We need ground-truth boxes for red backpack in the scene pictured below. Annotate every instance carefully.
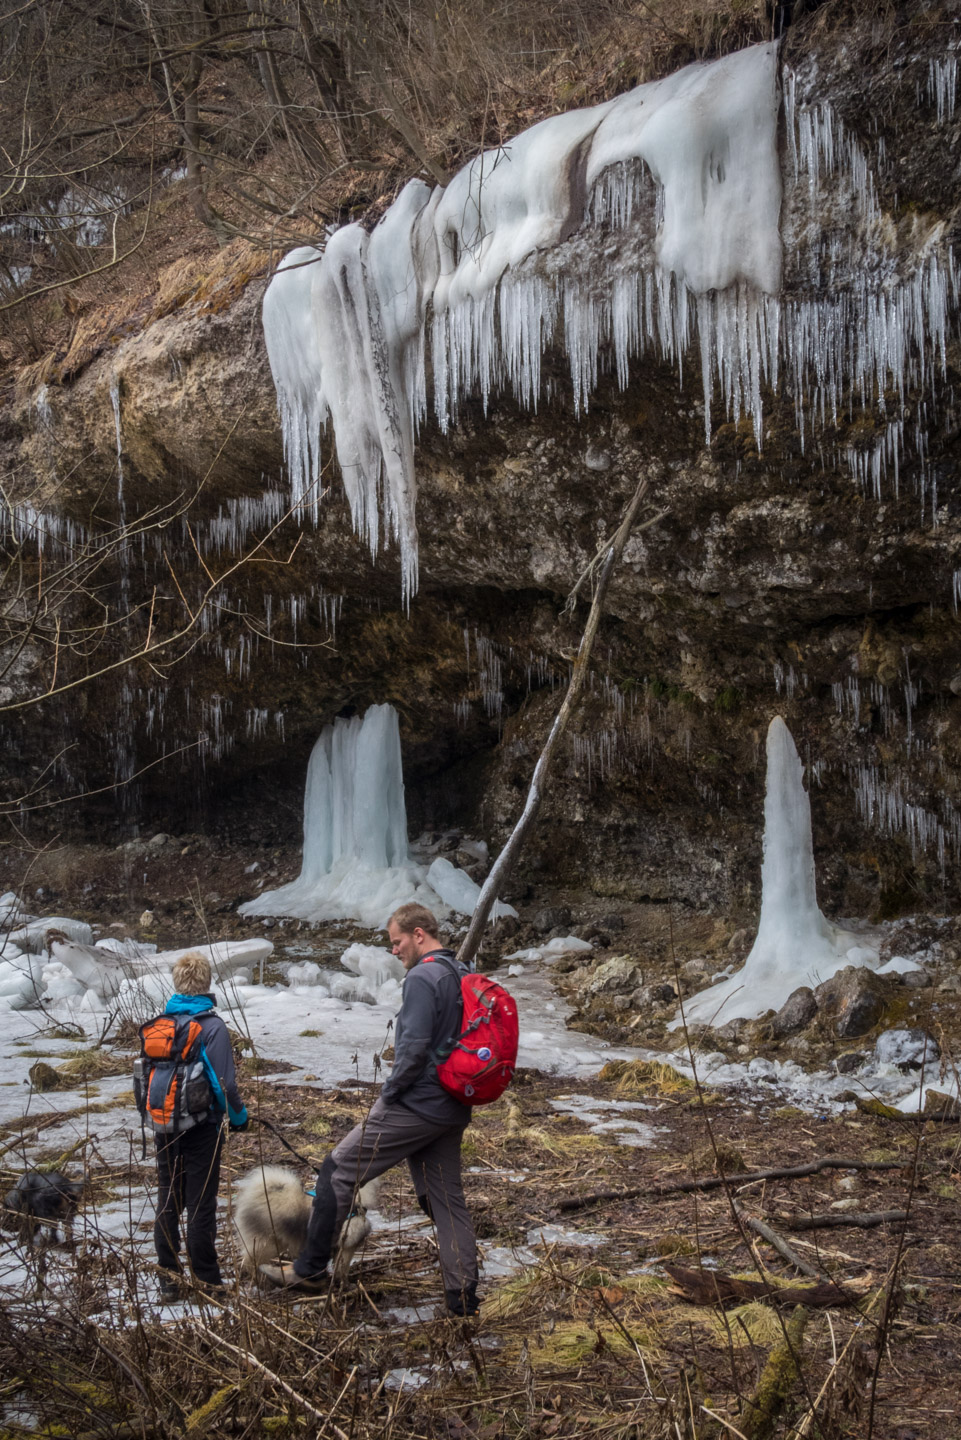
[428,954,519,1105]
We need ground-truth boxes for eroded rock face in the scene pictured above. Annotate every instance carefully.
[2,11,961,923]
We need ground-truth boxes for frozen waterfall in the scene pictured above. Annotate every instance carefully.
[240,705,429,928]
[239,704,516,929]
[263,43,782,601]
[677,717,880,1027]
[262,39,957,600]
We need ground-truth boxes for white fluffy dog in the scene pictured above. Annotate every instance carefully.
[233,1165,380,1280]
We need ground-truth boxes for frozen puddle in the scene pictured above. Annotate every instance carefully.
[526,1224,607,1249]
[550,1093,663,1147]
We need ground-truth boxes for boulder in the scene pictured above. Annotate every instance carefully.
[813,966,887,1038]
[588,957,642,996]
[533,906,572,936]
[596,912,625,932]
[648,981,678,1005]
[834,1051,866,1075]
[772,986,817,1037]
[901,968,932,989]
[923,1089,961,1119]
[680,958,708,981]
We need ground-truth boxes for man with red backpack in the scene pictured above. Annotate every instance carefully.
[260,903,489,1315]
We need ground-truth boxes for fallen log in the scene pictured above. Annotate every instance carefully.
[557,1157,906,1212]
[771,1209,907,1231]
[663,1263,856,1310]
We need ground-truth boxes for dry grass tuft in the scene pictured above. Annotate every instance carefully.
[600,1058,696,1097]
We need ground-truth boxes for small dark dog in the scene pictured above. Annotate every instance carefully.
[1,1170,83,1248]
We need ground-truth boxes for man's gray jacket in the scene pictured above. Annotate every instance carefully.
[381,948,471,1127]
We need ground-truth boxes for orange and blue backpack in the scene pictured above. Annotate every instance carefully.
[133,1014,214,1145]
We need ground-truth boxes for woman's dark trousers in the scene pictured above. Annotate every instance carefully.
[154,1122,224,1286]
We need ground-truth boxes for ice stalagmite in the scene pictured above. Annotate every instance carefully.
[678,717,879,1027]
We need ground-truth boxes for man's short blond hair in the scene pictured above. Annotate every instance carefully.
[387,903,439,938]
[172,950,212,995]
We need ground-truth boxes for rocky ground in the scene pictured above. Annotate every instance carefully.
[2,1063,959,1438]
[2,837,961,1435]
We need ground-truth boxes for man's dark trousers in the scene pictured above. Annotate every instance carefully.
[295,1097,477,1300]
[154,1122,224,1285]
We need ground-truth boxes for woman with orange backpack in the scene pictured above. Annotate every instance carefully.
[137,950,248,1301]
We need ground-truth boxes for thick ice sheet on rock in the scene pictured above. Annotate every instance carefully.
[425,857,518,921]
[44,936,273,1002]
[677,717,879,1027]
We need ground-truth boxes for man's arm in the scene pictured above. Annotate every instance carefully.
[381,969,438,1103]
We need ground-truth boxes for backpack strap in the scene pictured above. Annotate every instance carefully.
[422,953,465,1066]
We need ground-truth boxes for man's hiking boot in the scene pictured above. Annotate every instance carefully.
[445,1283,479,1317]
[259,1261,328,1294]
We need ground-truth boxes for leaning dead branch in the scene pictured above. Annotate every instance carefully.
[458,470,660,968]
[734,1205,827,1281]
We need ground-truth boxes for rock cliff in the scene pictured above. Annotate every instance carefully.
[3,6,961,921]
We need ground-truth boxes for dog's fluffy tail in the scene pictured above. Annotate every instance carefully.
[233,1165,311,1271]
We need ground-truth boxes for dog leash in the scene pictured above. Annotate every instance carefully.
[250,1116,318,1171]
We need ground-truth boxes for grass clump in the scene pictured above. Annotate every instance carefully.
[530,1319,661,1367]
[710,1302,783,1348]
[600,1058,695,1097]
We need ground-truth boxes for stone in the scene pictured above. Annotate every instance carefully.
[901,969,932,988]
[834,1051,866,1075]
[772,986,818,1037]
[923,1089,961,1119]
[612,994,631,1013]
[937,974,961,995]
[713,1019,744,1043]
[596,912,625,932]
[588,957,642,996]
[814,966,887,1038]
[149,832,170,847]
[727,928,749,952]
[874,1028,939,1070]
[680,958,707,980]
[29,1060,63,1092]
[649,981,678,1005]
[532,906,572,936]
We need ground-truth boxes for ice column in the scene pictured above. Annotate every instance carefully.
[239,704,434,928]
[678,717,879,1027]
